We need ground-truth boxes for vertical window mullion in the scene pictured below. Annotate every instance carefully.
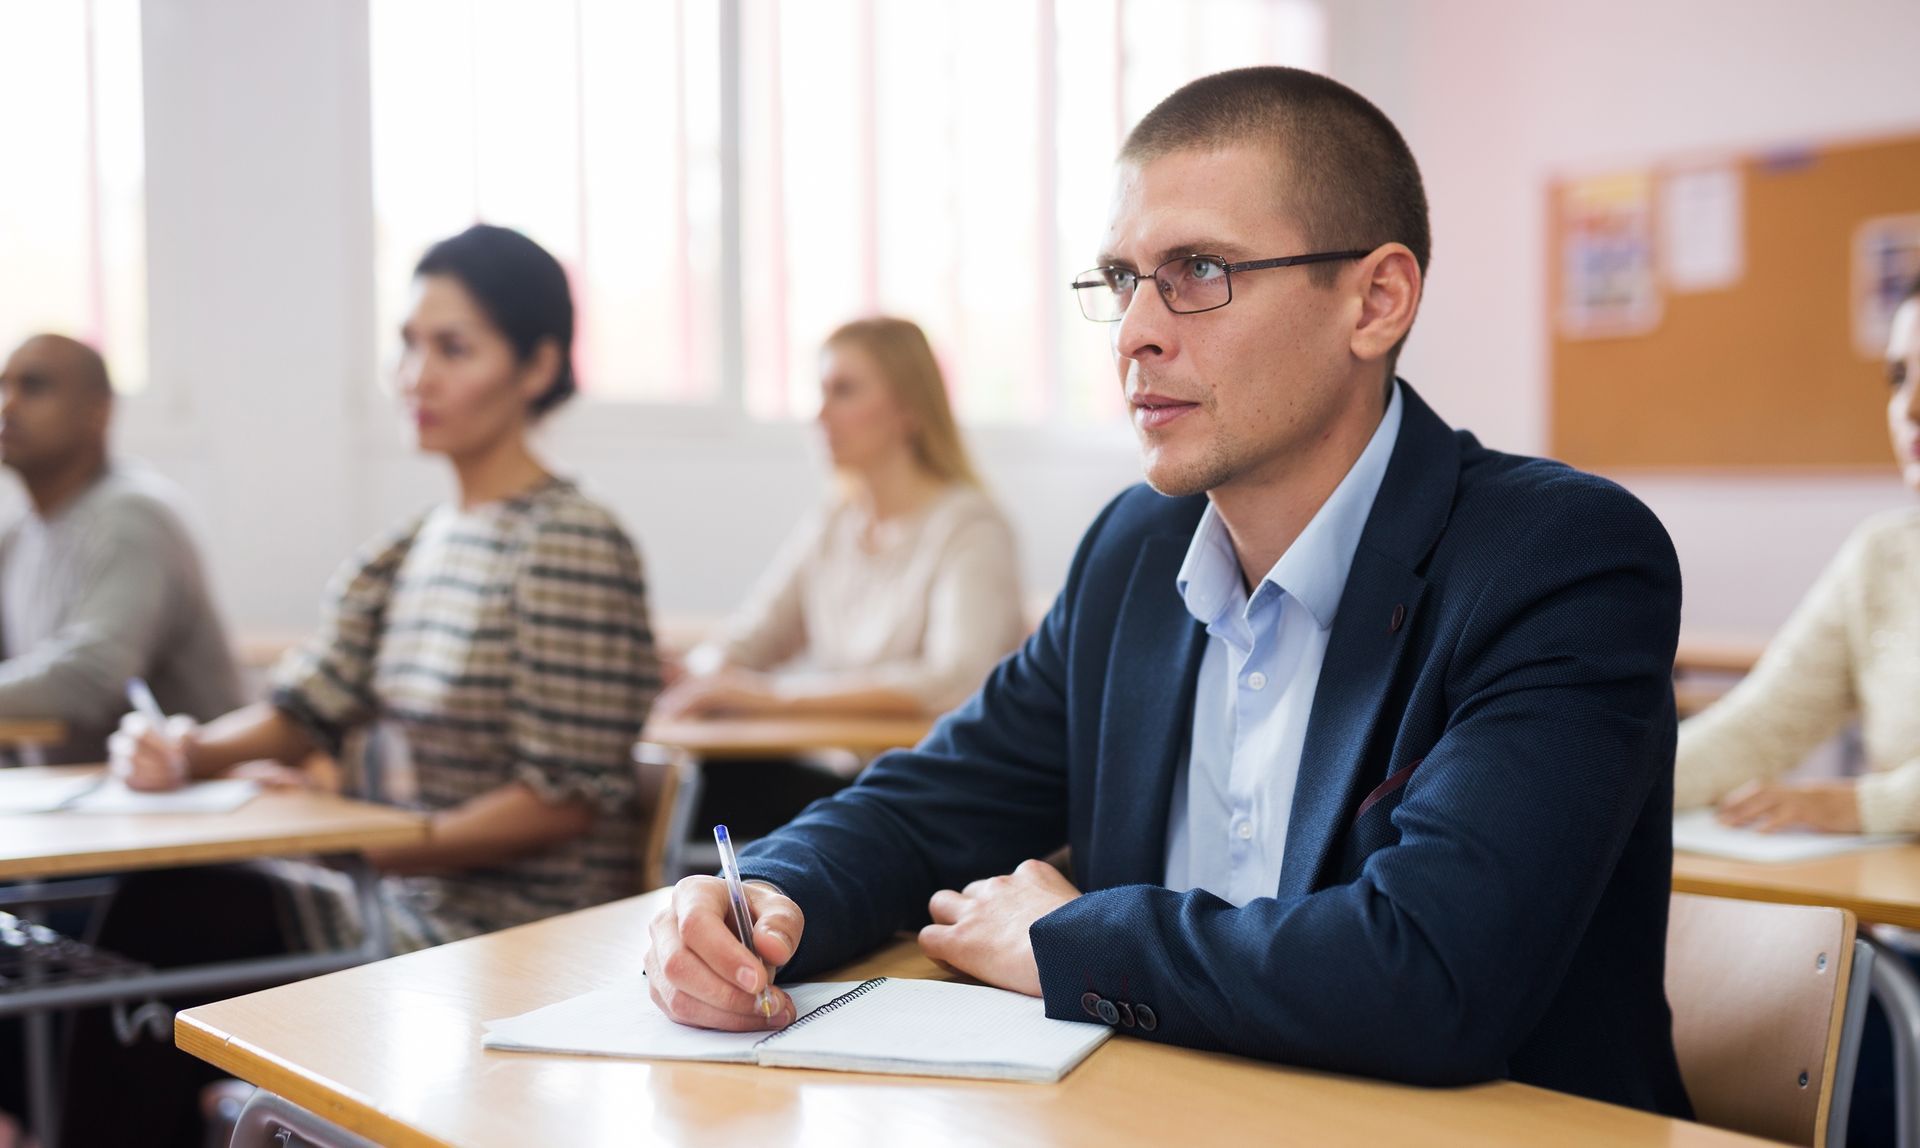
[719,0,746,411]
[1036,0,1059,424]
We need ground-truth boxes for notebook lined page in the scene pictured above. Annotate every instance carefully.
[755,978,1111,1082]
[483,980,856,1062]
[1673,808,1912,863]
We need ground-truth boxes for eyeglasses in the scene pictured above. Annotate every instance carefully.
[1069,250,1370,322]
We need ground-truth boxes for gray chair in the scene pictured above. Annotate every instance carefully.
[227,1089,379,1148]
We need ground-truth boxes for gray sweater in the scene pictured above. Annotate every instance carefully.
[0,465,244,763]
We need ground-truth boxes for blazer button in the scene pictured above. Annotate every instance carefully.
[1081,992,1103,1020]
[1116,1002,1136,1028]
[1095,999,1120,1026]
[1135,1004,1158,1032]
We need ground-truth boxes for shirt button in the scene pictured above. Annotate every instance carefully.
[1247,671,1268,690]
[1236,821,1254,840]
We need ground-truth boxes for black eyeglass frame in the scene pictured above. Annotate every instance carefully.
[1069,249,1372,321]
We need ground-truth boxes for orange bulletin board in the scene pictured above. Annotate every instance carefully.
[1548,131,1920,470]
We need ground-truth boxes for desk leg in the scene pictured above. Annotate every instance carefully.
[18,905,60,1148]
[343,856,392,960]
[1869,935,1920,1148]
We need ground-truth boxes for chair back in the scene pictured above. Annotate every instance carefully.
[1666,892,1859,1147]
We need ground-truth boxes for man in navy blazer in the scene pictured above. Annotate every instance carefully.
[646,66,1690,1118]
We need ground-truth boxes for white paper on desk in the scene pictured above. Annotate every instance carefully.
[752,977,1114,1083]
[482,981,857,1062]
[63,778,260,815]
[0,772,105,814]
[1673,808,1912,863]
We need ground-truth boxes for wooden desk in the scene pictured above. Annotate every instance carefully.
[1674,846,1920,933]
[1674,635,1768,678]
[178,889,1774,1148]
[0,767,429,1148]
[0,766,427,882]
[641,715,935,760]
[0,719,67,747]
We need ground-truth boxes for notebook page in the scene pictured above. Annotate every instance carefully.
[0,772,105,814]
[1673,808,1912,863]
[65,779,260,815]
[754,978,1111,1083]
[483,981,857,1062]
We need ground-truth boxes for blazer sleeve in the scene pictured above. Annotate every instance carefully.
[1026,484,1683,1087]
[735,498,1123,978]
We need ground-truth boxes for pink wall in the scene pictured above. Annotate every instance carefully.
[1328,0,1920,636]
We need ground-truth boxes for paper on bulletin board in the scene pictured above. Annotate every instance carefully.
[1559,172,1662,339]
[1660,166,1744,292]
[1853,214,1920,358]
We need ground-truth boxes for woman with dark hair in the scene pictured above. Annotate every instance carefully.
[56,225,660,1147]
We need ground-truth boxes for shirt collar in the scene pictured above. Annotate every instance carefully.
[1175,382,1404,632]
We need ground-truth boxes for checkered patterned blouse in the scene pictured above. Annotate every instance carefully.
[272,477,659,944]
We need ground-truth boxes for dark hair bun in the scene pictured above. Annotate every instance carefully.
[414,224,578,417]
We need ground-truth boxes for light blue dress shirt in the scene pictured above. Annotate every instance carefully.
[1163,384,1405,906]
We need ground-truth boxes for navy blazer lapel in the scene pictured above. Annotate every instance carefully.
[1276,383,1459,899]
[1091,534,1208,890]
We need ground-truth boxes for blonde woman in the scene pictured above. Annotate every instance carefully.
[659,316,1025,722]
[656,318,1023,836]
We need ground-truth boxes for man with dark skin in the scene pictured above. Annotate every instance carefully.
[1,335,115,516]
[0,334,242,763]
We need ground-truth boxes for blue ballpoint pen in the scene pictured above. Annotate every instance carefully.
[713,824,775,1019]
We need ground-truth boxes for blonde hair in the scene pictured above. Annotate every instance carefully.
[824,316,981,488]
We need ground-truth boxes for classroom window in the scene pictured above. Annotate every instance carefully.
[370,0,724,404]
[0,0,148,393]
[741,0,1326,424]
[368,0,1323,420]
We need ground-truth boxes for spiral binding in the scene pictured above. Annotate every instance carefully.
[759,977,888,1044]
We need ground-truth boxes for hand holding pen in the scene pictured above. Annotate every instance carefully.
[106,677,196,792]
[643,831,806,1032]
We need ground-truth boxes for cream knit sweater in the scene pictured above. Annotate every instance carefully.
[1676,507,1920,833]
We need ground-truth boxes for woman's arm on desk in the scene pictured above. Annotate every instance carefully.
[363,781,594,874]
[1675,533,1862,810]
[110,702,322,790]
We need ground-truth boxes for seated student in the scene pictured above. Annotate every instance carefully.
[1675,275,1920,1148]
[1675,273,1920,833]
[52,224,662,1148]
[655,316,1024,837]
[0,334,243,762]
[644,67,1692,1119]
[659,315,1023,719]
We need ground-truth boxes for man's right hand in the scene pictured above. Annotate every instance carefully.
[645,875,803,1031]
[106,711,196,792]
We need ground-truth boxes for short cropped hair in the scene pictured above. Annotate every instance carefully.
[1122,66,1430,373]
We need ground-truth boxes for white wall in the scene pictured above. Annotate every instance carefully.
[1327,0,1920,636]
[77,0,1920,643]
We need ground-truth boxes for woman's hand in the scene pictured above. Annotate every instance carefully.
[1716,779,1862,834]
[106,711,198,792]
[654,668,783,719]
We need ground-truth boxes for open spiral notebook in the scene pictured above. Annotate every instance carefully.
[482,976,1112,1083]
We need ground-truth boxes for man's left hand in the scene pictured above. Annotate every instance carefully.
[919,859,1080,996]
